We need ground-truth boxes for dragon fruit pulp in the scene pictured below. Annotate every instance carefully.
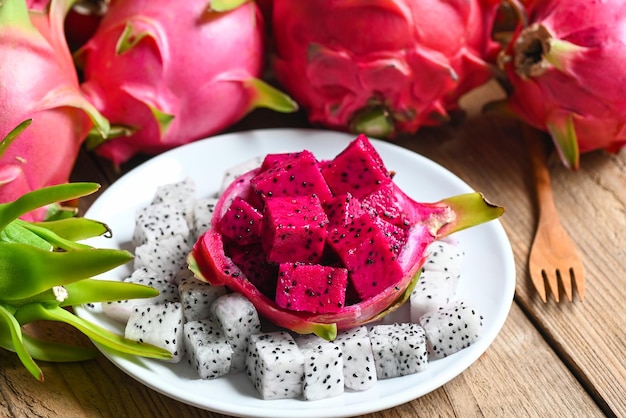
[78,0,297,166]
[496,0,626,170]
[0,0,109,221]
[270,0,502,138]
[190,134,504,340]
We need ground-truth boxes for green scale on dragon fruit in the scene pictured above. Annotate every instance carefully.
[369,323,428,379]
[102,267,179,323]
[295,334,344,401]
[210,293,261,373]
[419,299,484,359]
[190,134,504,338]
[333,326,377,391]
[245,331,305,400]
[125,302,185,363]
[183,317,233,379]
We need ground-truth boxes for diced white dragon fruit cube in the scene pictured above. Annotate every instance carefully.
[420,299,484,359]
[134,234,192,282]
[296,334,344,400]
[245,331,305,400]
[369,323,428,379]
[178,273,227,321]
[132,200,191,247]
[125,302,186,363]
[151,177,196,228]
[192,196,218,239]
[211,293,261,373]
[219,156,264,195]
[101,267,179,323]
[333,326,377,391]
[422,239,465,277]
[183,317,233,379]
[410,269,459,323]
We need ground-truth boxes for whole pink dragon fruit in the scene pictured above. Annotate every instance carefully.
[497,0,626,170]
[270,0,501,138]
[78,0,297,166]
[0,0,109,221]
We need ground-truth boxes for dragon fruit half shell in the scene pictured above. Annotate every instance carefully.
[78,0,297,166]
[189,137,504,339]
[497,0,626,169]
[270,0,501,138]
[0,0,109,221]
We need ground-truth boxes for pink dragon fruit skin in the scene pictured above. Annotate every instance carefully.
[0,0,109,221]
[78,0,297,166]
[270,0,501,138]
[498,0,626,169]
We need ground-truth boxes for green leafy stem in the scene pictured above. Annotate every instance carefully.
[0,134,172,380]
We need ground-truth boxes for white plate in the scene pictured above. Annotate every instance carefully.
[75,128,515,418]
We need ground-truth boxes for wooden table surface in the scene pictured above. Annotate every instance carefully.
[1,83,625,417]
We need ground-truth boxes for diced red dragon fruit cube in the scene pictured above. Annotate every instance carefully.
[258,151,305,172]
[261,195,329,264]
[323,192,365,229]
[362,182,414,228]
[320,133,392,199]
[217,196,263,245]
[250,149,332,202]
[275,262,348,314]
[228,243,279,299]
[327,212,404,301]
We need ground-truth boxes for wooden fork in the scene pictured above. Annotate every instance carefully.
[524,125,585,302]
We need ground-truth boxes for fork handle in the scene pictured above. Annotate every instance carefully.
[523,124,559,223]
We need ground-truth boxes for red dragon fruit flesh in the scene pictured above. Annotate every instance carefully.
[77,0,297,166]
[0,0,109,221]
[270,0,501,138]
[496,0,626,170]
[189,135,504,340]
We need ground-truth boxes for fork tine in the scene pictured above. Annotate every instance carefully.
[544,270,560,303]
[573,264,585,301]
[558,269,573,302]
[529,263,548,303]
